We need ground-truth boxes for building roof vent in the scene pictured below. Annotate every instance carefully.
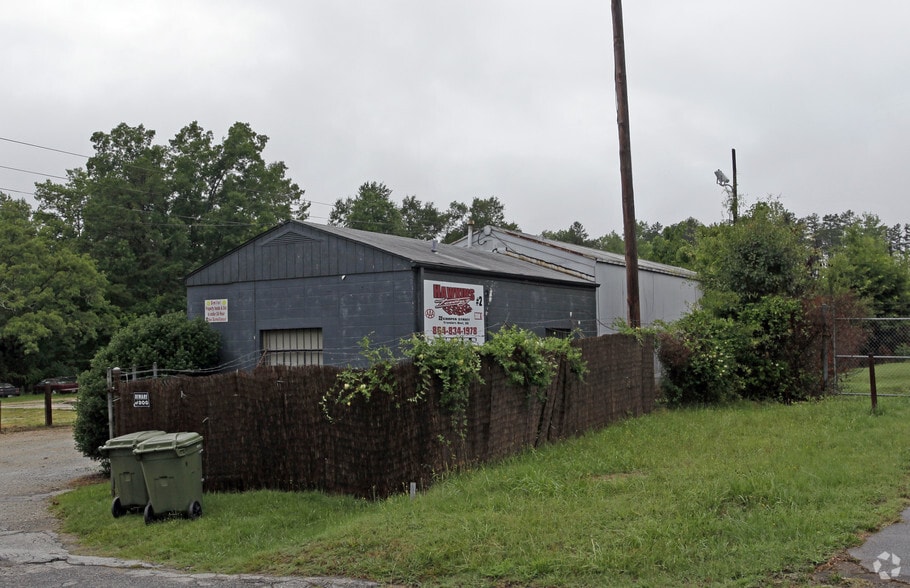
[264,230,319,247]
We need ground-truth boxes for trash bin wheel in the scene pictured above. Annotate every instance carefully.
[143,502,156,525]
[111,497,125,518]
[186,500,202,520]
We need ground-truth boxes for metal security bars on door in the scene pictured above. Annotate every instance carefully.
[833,317,910,397]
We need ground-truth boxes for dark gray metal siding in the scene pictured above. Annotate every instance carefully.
[186,224,412,286]
[421,270,597,339]
[188,269,419,368]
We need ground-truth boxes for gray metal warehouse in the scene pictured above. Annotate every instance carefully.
[185,221,598,369]
[456,226,700,335]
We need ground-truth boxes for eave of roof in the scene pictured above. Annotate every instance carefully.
[300,222,594,287]
[186,220,595,288]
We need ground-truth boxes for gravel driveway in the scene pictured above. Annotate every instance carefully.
[0,426,377,588]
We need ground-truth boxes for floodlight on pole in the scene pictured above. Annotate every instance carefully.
[714,149,738,224]
[714,169,730,186]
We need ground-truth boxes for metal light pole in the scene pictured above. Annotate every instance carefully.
[612,0,641,328]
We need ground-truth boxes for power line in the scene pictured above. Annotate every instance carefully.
[0,136,90,159]
[0,186,36,196]
[0,164,69,181]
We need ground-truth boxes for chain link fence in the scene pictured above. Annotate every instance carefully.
[833,318,910,396]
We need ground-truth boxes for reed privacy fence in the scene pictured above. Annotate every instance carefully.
[111,334,655,498]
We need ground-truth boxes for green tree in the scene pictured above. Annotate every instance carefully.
[168,121,308,268]
[443,196,519,243]
[330,181,406,235]
[34,122,307,317]
[74,312,220,461]
[647,217,702,269]
[0,194,115,385]
[591,230,625,255]
[694,201,812,306]
[579,219,700,268]
[801,210,859,260]
[541,221,594,246]
[400,195,452,240]
[823,219,910,317]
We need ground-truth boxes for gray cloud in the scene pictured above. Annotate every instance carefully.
[3,0,908,238]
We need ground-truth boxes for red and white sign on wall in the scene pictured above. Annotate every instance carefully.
[423,280,485,344]
[204,299,228,323]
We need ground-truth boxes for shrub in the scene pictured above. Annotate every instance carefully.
[657,310,745,405]
[74,312,220,461]
[735,295,817,402]
[658,296,830,405]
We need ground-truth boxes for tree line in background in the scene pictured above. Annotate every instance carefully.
[328,180,518,243]
[1,120,910,407]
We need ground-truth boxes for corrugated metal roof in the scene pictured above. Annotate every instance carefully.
[298,221,594,285]
[470,226,698,279]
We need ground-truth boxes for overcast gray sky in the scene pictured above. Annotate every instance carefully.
[3,1,909,238]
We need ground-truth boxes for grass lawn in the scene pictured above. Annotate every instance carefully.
[838,359,910,396]
[54,397,910,587]
[0,393,78,430]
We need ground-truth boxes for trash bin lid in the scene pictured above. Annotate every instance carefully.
[134,432,203,456]
[99,430,167,453]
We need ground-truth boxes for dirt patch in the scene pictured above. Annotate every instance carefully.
[809,551,910,586]
[68,473,108,488]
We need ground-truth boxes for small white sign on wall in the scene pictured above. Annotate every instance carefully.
[204,299,228,323]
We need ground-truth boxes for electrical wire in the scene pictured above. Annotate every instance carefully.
[0,136,91,158]
[0,164,69,180]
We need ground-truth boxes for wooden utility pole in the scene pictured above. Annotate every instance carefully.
[731,148,739,224]
[612,0,641,328]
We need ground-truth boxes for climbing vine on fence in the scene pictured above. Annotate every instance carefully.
[401,334,482,434]
[321,335,397,420]
[482,326,587,394]
[323,328,588,430]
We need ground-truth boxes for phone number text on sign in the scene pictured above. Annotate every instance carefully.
[431,326,479,336]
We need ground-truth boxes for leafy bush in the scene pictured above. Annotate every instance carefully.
[735,295,817,402]
[657,310,745,405]
[661,201,833,405]
[74,312,220,461]
[658,296,827,405]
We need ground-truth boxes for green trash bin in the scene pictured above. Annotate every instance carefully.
[99,430,166,518]
[134,432,204,524]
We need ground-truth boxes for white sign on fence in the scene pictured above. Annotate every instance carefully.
[204,299,228,323]
[423,280,485,344]
[133,391,150,408]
